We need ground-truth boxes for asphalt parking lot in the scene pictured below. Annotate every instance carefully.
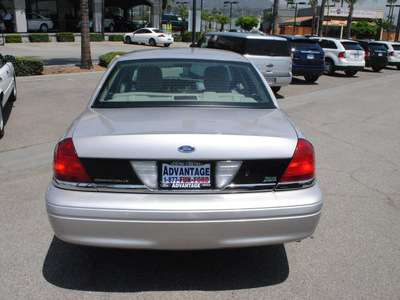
[0,44,399,299]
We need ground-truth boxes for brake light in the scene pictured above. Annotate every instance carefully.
[290,51,294,60]
[389,51,394,57]
[158,34,165,37]
[365,51,370,57]
[338,52,346,59]
[54,138,92,183]
[279,139,315,183]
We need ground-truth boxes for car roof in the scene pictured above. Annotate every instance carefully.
[310,37,357,43]
[206,31,287,41]
[278,35,317,42]
[118,48,251,63]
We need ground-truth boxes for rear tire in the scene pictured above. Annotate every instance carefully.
[271,86,281,93]
[0,104,4,139]
[372,66,382,72]
[345,70,358,76]
[324,59,335,75]
[397,65,400,70]
[164,43,170,47]
[149,38,156,46]
[125,36,131,44]
[40,24,48,33]
[304,75,319,83]
[10,77,17,102]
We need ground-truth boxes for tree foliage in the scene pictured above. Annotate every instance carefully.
[351,21,376,39]
[216,15,231,31]
[235,16,259,31]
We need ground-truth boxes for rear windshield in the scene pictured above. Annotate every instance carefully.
[93,59,275,109]
[393,44,400,50]
[369,43,387,51]
[342,42,363,51]
[245,40,290,56]
[290,40,322,51]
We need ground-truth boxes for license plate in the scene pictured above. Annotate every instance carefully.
[307,54,314,59]
[378,53,383,56]
[266,78,276,85]
[160,162,212,189]
[354,54,359,58]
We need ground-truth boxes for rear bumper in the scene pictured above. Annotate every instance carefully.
[366,60,387,68]
[292,66,324,77]
[46,182,323,250]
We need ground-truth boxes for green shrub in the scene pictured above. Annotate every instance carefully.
[56,32,75,42]
[108,34,124,42]
[14,57,44,76]
[5,34,22,43]
[173,35,182,42]
[28,33,50,43]
[181,31,204,43]
[90,33,104,42]
[99,52,126,67]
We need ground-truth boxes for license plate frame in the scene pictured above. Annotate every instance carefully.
[159,161,214,189]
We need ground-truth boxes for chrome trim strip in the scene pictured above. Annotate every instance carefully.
[53,178,276,193]
[275,178,315,190]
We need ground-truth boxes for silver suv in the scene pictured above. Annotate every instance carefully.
[310,37,365,76]
[379,41,400,70]
[197,32,292,93]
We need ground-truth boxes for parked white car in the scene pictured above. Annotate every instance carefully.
[0,54,17,139]
[379,41,400,70]
[26,13,53,32]
[309,37,365,76]
[124,28,174,47]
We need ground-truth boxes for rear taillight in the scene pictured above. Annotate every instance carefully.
[365,51,370,57]
[290,51,294,60]
[158,34,165,37]
[338,52,346,59]
[279,139,315,183]
[389,51,394,57]
[54,138,92,183]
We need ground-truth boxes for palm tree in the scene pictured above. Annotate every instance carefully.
[344,0,359,39]
[387,0,398,23]
[309,0,318,36]
[80,0,92,69]
[263,11,274,33]
[272,0,280,34]
[317,0,327,36]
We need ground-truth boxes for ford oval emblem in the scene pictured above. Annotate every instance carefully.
[178,145,195,153]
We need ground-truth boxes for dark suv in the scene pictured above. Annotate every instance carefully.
[280,36,325,82]
[162,14,187,30]
[356,40,388,72]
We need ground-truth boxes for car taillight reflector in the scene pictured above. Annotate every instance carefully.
[158,34,165,37]
[338,52,346,59]
[365,51,370,57]
[54,138,92,183]
[389,51,394,57]
[279,139,315,183]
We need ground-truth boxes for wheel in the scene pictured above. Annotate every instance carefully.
[40,24,48,33]
[397,65,400,70]
[10,77,17,102]
[149,38,156,46]
[0,104,4,139]
[108,23,114,32]
[304,75,319,83]
[271,86,281,93]
[164,43,170,47]
[324,59,335,75]
[125,36,131,44]
[345,70,357,76]
[372,66,382,72]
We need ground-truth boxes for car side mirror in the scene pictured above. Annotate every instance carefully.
[4,55,16,62]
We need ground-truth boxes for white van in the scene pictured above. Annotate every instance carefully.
[197,32,292,93]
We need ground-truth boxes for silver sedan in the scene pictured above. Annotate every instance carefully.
[46,48,323,250]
